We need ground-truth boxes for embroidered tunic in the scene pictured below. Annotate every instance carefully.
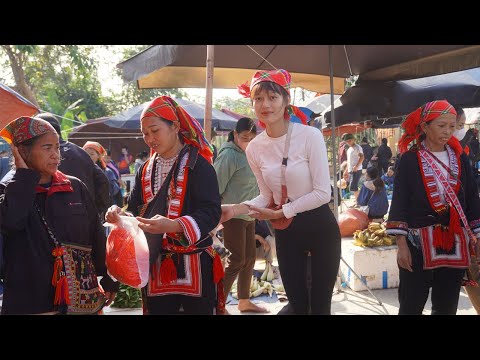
[386,147,480,268]
[126,145,221,301]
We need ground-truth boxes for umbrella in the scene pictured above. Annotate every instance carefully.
[105,98,238,131]
[67,117,147,163]
[118,45,480,219]
[323,67,480,127]
[0,82,39,129]
[300,94,341,114]
[118,45,480,91]
[322,123,371,137]
[68,98,240,156]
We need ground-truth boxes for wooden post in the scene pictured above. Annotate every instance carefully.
[329,45,339,220]
[204,45,214,141]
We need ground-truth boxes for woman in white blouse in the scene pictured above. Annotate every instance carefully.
[220,69,341,315]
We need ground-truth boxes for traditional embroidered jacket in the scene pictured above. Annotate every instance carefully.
[126,145,221,300]
[386,147,480,268]
[0,169,117,314]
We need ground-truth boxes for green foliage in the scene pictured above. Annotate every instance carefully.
[214,96,255,117]
[102,45,189,114]
[111,283,143,309]
[13,45,37,54]
[1,45,109,121]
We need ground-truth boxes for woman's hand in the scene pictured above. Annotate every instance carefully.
[103,292,116,307]
[255,234,271,253]
[136,214,181,234]
[11,145,28,169]
[97,282,116,307]
[396,235,413,272]
[105,205,124,224]
[247,205,283,221]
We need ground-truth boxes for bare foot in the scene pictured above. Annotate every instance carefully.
[238,300,269,313]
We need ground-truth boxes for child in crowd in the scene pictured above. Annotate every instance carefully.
[357,167,389,222]
[381,166,395,192]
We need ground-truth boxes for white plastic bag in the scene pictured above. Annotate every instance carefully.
[104,216,149,289]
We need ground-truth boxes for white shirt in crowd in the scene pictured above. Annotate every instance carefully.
[243,123,331,219]
[347,143,363,172]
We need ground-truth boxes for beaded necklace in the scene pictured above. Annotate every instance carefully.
[153,154,178,195]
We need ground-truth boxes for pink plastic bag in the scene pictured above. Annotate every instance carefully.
[104,216,149,289]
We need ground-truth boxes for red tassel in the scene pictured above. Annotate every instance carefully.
[213,253,224,284]
[159,254,177,284]
[237,82,251,98]
[290,105,309,125]
[54,274,70,305]
[216,279,226,315]
[51,247,63,287]
[446,209,460,251]
[433,225,443,249]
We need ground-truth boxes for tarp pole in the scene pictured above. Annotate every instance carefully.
[204,45,214,141]
[329,45,339,220]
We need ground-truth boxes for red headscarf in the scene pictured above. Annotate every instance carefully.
[398,100,462,155]
[237,69,308,127]
[83,141,107,169]
[140,96,214,164]
[0,116,56,146]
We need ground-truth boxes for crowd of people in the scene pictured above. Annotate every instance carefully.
[1,69,480,316]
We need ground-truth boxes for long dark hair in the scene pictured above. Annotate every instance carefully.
[367,166,384,193]
[227,117,256,142]
[453,105,465,119]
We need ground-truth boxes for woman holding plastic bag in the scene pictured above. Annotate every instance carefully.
[105,96,222,315]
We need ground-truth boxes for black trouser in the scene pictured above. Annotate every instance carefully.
[275,205,341,315]
[398,240,465,315]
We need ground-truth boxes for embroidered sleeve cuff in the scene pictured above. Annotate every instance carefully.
[176,216,201,245]
[385,221,409,237]
[385,229,408,236]
[282,203,296,219]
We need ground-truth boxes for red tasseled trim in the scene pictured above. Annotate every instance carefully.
[51,247,64,287]
[213,253,224,284]
[216,279,226,315]
[291,105,308,125]
[446,208,461,251]
[159,254,177,284]
[433,225,443,249]
[54,275,70,305]
[237,82,251,98]
[417,151,448,214]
